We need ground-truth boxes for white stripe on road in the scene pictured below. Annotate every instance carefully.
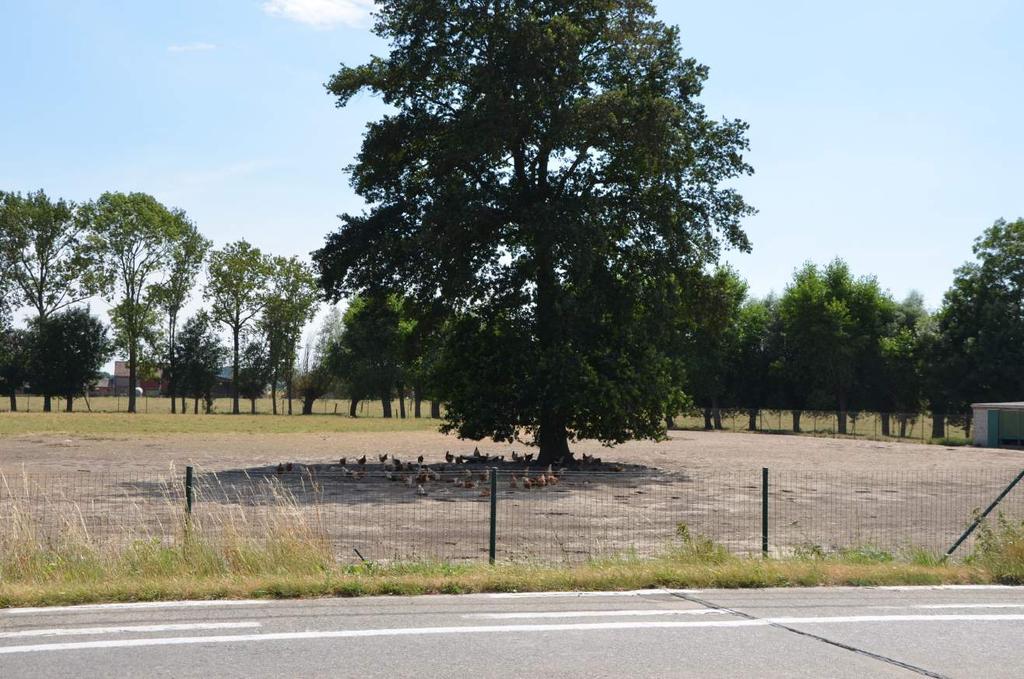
[3,614,1024,655]
[0,622,260,640]
[2,600,265,615]
[463,609,725,619]
[914,603,1024,610]
[485,589,695,599]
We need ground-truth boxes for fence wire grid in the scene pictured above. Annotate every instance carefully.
[3,465,1023,563]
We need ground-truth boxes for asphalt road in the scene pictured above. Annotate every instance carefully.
[3,586,1024,678]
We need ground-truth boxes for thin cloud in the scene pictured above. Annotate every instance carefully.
[168,42,218,53]
[262,0,373,29]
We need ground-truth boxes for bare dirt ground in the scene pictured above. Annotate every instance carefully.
[2,428,1020,475]
[3,430,1023,562]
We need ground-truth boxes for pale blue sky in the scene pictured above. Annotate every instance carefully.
[2,0,1021,326]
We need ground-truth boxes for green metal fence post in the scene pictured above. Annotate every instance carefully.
[488,467,498,564]
[761,467,769,557]
[185,465,194,515]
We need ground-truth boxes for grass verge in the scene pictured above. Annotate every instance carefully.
[0,529,1002,609]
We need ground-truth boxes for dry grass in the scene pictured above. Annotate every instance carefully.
[0,470,1004,609]
[0,411,436,436]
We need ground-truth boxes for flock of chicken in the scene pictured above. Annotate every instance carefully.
[273,447,618,498]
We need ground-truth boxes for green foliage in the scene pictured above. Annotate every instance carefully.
[971,514,1024,584]
[314,0,753,461]
[293,309,342,414]
[0,189,99,319]
[934,218,1024,412]
[175,311,228,412]
[330,294,405,413]
[26,308,112,407]
[260,256,320,406]
[205,240,275,413]
[0,327,33,406]
[85,192,184,412]
[236,335,273,407]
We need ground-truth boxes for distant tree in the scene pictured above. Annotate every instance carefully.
[259,256,319,415]
[330,294,404,418]
[684,267,747,430]
[0,189,99,321]
[293,309,341,415]
[175,311,227,414]
[149,213,210,414]
[205,241,273,415]
[27,308,112,412]
[933,218,1024,418]
[85,192,182,413]
[0,327,32,411]
[731,296,781,431]
[314,1,753,464]
[236,334,273,414]
[778,260,896,434]
[875,293,929,436]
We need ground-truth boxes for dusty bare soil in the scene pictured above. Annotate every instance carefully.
[3,430,1023,561]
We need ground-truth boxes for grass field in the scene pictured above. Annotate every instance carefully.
[0,411,438,436]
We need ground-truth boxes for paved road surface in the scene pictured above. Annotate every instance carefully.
[2,586,1024,678]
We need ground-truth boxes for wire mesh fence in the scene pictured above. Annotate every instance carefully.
[3,465,1023,563]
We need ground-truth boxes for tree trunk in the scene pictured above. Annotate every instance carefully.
[286,378,293,415]
[881,413,891,437]
[349,398,359,417]
[712,399,723,430]
[381,393,392,418]
[231,327,240,414]
[748,408,758,431]
[128,341,137,414]
[537,409,571,466]
[964,413,972,438]
[414,387,422,418]
[792,410,802,433]
[65,396,74,412]
[837,395,848,435]
[8,391,16,412]
[899,415,908,438]
[398,384,406,418]
[666,414,676,430]
[271,366,279,415]
[43,394,52,412]
[931,412,945,439]
[703,407,713,430]
[250,398,257,414]
[302,396,315,415]
[204,393,213,414]
[181,395,186,414]
[430,400,441,419]
[194,397,199,415]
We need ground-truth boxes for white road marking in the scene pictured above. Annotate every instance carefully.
[485,589,695,599]
[2,614,1024,655]
[2,600,266,615]
[914,603,1024,610]
[0,622,260,639]
[464,609,725,619]
[875,585,1015,591]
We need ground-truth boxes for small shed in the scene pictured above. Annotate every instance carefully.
[972,402,1024,448]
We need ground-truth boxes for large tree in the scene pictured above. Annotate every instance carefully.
[330,294,405,418]
[314,0,753,463]
[778,260,896,434]
[933,218,1024,413]
[175,311,228,414]
[0,189,99,321]
[27,308,112,412]
[149,213,210,414]
[205,240,273,414]
[259,256,320,415]
[85,192,182,413]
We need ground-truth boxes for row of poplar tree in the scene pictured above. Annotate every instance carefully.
[682,219,1024,438]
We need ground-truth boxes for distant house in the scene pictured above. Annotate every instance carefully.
[89,375,115,396]
[972,402,1024,448]
[111,361,166,396]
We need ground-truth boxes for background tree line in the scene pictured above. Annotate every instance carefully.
[681,218,1024,438]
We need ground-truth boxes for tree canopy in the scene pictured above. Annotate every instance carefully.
[314,0,753,462]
